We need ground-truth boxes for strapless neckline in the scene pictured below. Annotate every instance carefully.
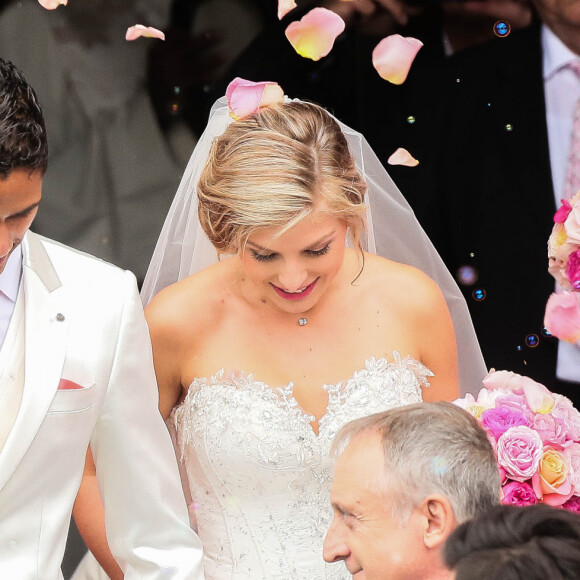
[176,351,432,439]
[171,351,432,579]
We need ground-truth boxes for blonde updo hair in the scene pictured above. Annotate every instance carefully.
[198,101,367,255]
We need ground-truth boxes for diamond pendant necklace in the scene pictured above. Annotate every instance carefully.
[298,317,308,326]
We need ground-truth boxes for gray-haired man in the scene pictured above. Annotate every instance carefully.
[324,402,500,580]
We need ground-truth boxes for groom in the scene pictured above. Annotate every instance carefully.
[0,58,204,578]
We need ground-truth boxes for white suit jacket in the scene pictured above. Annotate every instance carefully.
[0,232,204,579]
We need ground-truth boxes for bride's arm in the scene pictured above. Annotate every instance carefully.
[413,273,460,402]
[145,290,188,420]
[73,449,123,580]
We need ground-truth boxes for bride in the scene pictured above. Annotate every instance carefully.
[73,81,485,579]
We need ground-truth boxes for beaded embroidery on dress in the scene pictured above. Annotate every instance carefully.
[172,352,431,580]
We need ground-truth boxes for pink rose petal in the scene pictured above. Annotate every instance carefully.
[37,0,67,9]
[544,292,580,343]
[555,199,573,223]
[285,8,345,62]
[372,34,423,85]
[225,77,284,120]
[522,377,554,414]
[278,0,297,20]
[482,369,525,392]
[125,25,166,42]
[387,147,419,167]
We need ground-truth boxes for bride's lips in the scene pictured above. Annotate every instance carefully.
[271,278,318,301]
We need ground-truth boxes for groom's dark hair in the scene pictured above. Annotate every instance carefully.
[445,504,580,580]
[0,58,48,177]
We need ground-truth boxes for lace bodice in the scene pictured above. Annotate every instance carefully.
[172,353,431,580]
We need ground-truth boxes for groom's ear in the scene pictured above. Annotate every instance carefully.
[419,495,458,550]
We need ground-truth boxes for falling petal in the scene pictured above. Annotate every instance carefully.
[226,77,284,120]
[285,8,345,61]
[278,0,297,20]
[37,0,67,9]
[372,34,423,85]
[387,147,419,167]
[544,292,580,343]
[125,24,166,42]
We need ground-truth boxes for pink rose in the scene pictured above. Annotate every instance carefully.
[566,249,580,290]
[521,376,555,414]
[482,369,525,392]
[556,240,579,265]
[544,292,580,343]
[476,386,510,407]
[549,256,570,289]
[481,407,529,440]
[562,496,580,513]
[553,396,580,442]
[501,480,539,506]
[497,426,543,482]
[453,393,475,410]
[565,443,580,495]
[533,413,568,448]
[548,223,567,258]
[564,202,580,244]
[494,392,534,422]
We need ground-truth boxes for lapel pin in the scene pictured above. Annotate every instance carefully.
[56,313,65,322]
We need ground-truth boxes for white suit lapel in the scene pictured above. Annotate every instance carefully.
[0,232,68,490]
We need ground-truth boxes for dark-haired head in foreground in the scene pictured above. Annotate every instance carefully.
[0,57,47,177]
[0,58,46,274]
[445,503,580,580]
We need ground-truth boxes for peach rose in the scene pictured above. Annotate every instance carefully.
[532,448,573,506]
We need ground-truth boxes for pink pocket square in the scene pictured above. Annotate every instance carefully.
[58,379,84,390]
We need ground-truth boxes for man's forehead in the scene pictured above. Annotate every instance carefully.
[333,434,387,498]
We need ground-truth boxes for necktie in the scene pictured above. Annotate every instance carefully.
[563,60,580,200]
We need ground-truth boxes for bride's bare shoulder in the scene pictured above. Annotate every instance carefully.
[145,258,238,338]
[358,252,445,311]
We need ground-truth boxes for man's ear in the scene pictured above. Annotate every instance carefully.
[419,494,458,549]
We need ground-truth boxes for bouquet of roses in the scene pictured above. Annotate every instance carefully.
[544,192,580,343]
[454,370,580,511]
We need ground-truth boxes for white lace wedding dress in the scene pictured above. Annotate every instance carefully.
[72,353,429,580]
[172,353,430,580]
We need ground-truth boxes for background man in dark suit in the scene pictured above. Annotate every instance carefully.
[407,2,580,404]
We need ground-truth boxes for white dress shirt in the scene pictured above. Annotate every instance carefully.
[543,24,580,382]
[0,247,22,350]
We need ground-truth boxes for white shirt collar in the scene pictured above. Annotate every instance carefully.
[542,23,579,81]
[0,247,22,303]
